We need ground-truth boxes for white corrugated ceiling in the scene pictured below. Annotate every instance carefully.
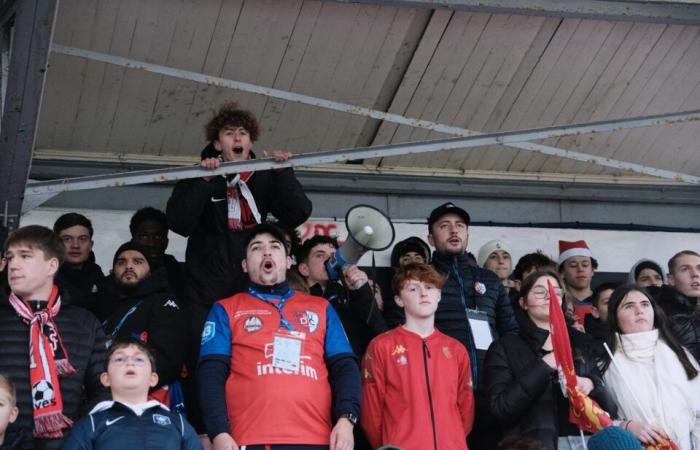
[35,0,700,183]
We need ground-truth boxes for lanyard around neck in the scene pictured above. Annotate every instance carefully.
[247,287,296,331]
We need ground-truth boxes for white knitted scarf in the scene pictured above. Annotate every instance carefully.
[603,329,700,450]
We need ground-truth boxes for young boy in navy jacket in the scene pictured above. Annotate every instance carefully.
[63,338,201,450]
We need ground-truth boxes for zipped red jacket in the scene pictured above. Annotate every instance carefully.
[361,326,475,450]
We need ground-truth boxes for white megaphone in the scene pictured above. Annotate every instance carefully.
[325,205,396,287]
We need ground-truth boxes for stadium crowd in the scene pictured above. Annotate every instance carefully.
[0,103,698,450]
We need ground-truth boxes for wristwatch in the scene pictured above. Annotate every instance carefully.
[339,413,358,426]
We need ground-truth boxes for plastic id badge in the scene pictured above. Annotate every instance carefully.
[467,309,493,350]
[272,331,305,371]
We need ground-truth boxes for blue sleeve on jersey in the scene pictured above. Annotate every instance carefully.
[199,303,232,359]
[324,303,354,358]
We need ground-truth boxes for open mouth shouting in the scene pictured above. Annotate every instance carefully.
[261,258,275,273]
[233,146,244,154]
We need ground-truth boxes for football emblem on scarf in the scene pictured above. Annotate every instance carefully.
[32,379,55,408]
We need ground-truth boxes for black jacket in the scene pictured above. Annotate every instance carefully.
[55,254,111,321]
[484,318,616,450]
[0,292,108,450]
[649,284,700,362]
[0,430,31,450]
[166,146,312,306]
[431,251,519,388]
[102,270,189,387]
[63,402,201,450]
[310,281,387,357]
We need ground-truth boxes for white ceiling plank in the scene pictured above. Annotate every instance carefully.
[501,18,582,172]
[522,19,616,173]
[371,9,452,148]
[258,0,324,152]
[63,1,122,152]
[472,15,561,171]
[141,0,229,157]
[606,27,700,167]
[178,0,244,154]
[383,11,488,167]
[541,20,634,172]
[38,0,97,150]
[106,0,180,156]
[420,14,540,169]
[554,22,668,174]
[579,24,690,175]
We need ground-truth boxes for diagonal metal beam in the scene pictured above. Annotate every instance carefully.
[24,109,700,210]
[50,44,700,185]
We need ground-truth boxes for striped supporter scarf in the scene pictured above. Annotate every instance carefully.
[8,285,76,438]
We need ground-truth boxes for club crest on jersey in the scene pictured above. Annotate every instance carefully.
[244,316,263,333]
[201,321,215,345]
[153,414,171,426]
[474,282,486,295]
[295,310,319,333]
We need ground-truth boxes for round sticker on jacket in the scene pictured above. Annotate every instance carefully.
[474,282,486,295]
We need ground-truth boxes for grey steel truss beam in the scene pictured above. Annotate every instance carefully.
[330,0,700,26]
[23,109,700,212]
[0,0,58,229]
[50,44,700,187]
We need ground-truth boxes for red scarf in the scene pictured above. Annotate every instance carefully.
[226,171,260,230]
[8,285,76,438]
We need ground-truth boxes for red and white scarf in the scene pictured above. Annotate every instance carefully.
[8,285,76,438]
[227,171,261,230]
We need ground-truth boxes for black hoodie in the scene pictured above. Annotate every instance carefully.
[102,269,189,387]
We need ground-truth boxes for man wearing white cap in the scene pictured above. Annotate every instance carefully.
[558,239,598,325]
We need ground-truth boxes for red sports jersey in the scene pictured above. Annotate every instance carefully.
[200,290,352,445]
[361,326,474,450]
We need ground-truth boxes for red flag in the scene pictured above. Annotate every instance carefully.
[547,280,613,432]
[645,441,680,450]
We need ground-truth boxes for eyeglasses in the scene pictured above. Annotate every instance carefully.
[109,355,149,367]
[530,287,563,300]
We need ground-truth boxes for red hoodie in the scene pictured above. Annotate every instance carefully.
[361,326,474,450]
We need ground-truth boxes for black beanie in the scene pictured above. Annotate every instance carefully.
[113,241,154,270]
[390,237,431,268]
[634,260,663,281]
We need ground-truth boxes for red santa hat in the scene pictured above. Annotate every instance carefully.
[558,240,593,265]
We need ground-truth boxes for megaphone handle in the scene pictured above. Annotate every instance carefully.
[341,263,366,290]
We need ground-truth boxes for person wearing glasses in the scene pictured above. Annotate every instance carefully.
[63,337,202,450]
[484,270,615,450]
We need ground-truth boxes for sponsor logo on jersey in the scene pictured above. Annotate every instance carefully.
[244,316,263,332]
[295,310,319,333]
